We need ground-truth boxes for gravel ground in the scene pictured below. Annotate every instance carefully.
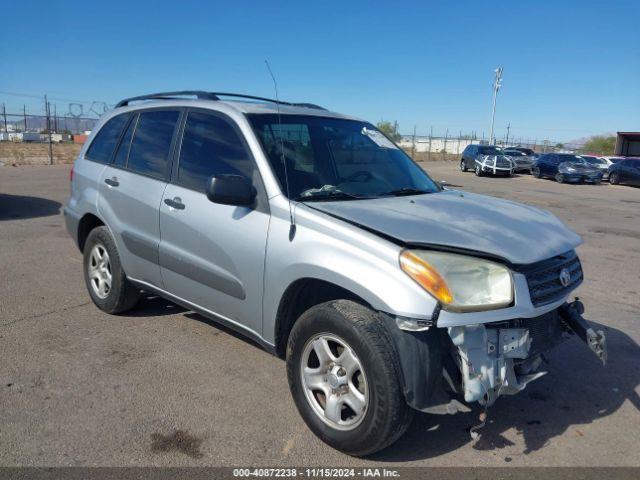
[0,162,638,467]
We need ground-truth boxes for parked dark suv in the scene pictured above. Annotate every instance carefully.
[532,153,603,184]
[460,144,513,176]
[609,158,640,186]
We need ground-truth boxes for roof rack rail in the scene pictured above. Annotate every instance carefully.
[115,91,219,108]
[115,90,327,110]
[211,92,327,110]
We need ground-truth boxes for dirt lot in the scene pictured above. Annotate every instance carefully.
[0,142,81,166]
[0,162,638,467]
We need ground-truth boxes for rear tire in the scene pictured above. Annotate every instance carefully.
[460,160,468,172]
[609,172,620,185]
[83,226,140,314]
[286,300,413,456]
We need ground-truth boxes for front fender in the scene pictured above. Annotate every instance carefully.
[261,199,438,344]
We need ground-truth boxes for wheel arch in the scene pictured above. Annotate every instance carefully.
[273,277,370,358]
[77,213,105,252]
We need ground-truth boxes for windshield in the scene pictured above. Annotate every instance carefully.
[580,156,606,165]
[504,150,526,156]
[478,146,502,155]
[558,155,585,164]
[249,115,440,200]
[515,148,534,155]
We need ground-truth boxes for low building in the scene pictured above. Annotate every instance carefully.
[22,132,43,142]
[73,134,88,144]
[615,132,640,156]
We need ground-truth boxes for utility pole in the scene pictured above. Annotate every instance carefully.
[489,66,503,145]
[45,95,53,165]
[1,103,7,133]
[443,128,449,161]
[411,125,416,159]
[23,104,27,132]
[505,122,511,145]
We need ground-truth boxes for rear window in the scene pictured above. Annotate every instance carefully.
[478,146,502,155]
[127,110,179,179]
[516,148,534,155]
[86,114,130,163]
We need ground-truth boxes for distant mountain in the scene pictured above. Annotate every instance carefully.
[5,115,97,134]
[567,133,616,145]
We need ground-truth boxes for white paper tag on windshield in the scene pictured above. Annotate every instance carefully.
[362,127,398,149]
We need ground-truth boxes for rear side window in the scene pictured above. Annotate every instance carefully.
[112,115,136,167]
[86,114,130,163]
[127,110,180,179]
[177,111,253,191]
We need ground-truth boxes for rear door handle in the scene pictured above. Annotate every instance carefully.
[104,177,119,187]
[164,197,185,210]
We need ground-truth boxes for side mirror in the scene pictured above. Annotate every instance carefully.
[206,174,257,206]
[439,180,449,190]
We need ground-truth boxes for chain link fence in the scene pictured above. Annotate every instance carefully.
[398,132,586,162]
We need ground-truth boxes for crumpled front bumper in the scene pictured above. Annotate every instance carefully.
[561,172,603,183]
[448,300,606,406]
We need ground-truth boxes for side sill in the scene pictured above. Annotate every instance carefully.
[128,277,277,356]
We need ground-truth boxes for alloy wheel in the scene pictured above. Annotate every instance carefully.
[88,244,112,299]
[300,333,368,431]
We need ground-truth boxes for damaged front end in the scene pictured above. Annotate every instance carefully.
[448,299,606,406]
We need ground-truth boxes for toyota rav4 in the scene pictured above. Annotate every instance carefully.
[64,91,606,456]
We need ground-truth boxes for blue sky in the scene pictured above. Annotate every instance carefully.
[2,0,638,141]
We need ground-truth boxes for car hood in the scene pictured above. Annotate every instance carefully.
[308,190,582,265]
[562,162,601,173]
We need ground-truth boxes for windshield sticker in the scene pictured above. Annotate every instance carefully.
[362,127,398,149]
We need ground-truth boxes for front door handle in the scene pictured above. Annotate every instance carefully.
[104,177,119,187]
[164,197,185,210]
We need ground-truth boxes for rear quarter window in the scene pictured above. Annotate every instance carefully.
[85,113,131,164]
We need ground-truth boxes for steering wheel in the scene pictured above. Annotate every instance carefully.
[346,170,374,183]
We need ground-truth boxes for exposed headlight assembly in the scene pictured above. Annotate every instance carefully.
[400,250,513,312]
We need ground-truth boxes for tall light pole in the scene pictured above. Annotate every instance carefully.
[489,66,503,145]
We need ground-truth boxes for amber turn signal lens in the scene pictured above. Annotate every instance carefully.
[400,250,453,305]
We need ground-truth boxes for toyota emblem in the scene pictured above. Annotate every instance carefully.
[559,268,571,287]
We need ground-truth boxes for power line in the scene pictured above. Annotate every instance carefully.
[0,90,115,106]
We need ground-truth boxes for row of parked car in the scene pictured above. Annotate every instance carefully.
[460,144,640,186]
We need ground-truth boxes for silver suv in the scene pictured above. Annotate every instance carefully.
[64,91,606,456]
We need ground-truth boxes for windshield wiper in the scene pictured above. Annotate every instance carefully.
[297,190,362,202]
[381,187,432,197]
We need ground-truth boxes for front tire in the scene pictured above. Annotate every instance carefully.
[83,226,140,314]
[475,164,483,177]
[460,159,468,172]
[532,167,541,178]
[555,173,564,183]
[610,172,620,185]
[286,300,412,456]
